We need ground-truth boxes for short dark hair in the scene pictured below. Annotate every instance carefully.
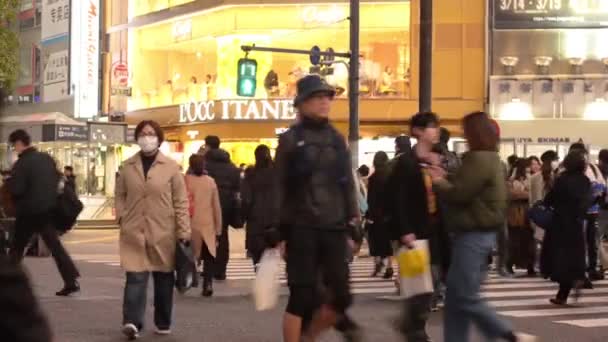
[569,142,587,154]
[64,166,74,172]
[410,112,439,134]
[507,155,519,167]
[439,127,450,145]
[189,154,206,176]
[462,111,498,152]
[134,120,164,145]
[205,135,220,149]
[372,152,389,169]
[357,165,369,177]
[395,135,412,154]
[563,150,587,174]
[528,156,541,166]
[540,150,558,164]
[8,129,31,146]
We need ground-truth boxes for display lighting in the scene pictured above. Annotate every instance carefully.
[584,99,608,120]
[569,57,585,74]
[564,30,588,60]
[534,56,553,75]
[499,99,533,121]
[500,56,519,75]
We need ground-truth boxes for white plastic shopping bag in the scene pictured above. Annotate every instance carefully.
[396,240,434,299]
[253,248,281,311]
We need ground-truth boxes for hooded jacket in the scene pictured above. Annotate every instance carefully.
[204,148,241,213]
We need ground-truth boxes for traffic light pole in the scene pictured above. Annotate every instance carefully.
[419,0,433,112]
[349,0,360,166]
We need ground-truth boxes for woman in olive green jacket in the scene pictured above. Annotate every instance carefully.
[429,112,532,342]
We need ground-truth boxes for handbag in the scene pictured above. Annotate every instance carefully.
[396,240,434,299]
[252,248,281,310]
[175,240,196,294]
[53,178,83,234]
[528,200,554,230]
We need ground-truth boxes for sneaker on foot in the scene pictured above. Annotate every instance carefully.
[122,323,139,340]
[155,328,171,335]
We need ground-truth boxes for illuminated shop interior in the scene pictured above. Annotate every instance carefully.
[124,2,411,111]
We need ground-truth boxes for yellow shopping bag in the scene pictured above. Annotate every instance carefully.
[397,244,430,278]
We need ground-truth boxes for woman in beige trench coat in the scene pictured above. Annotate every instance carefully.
[185,154,222,297]
[115,120,190,340]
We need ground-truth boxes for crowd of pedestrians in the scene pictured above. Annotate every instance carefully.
[3,74,608,342]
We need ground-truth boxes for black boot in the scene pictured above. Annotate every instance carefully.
[202,279,213,297]
[383,267,394,280]
[371,261,383,277]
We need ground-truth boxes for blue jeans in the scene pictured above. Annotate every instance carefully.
[123,272,175,331]
[444,232,512,342]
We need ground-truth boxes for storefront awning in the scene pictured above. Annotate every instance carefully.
[0,112,84,126]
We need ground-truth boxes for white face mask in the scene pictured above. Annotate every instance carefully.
[551,161,560,170]
[138,136,159,154]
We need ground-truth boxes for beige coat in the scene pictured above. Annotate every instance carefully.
[185,174,222,258]
[115,152,190,273]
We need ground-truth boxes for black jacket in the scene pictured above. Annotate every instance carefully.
[540,172,591,283]
[65,176,77,195]
[204,148,241,214]
[8,148,59,217]
[242,166,280,251]
[275,119,358,231]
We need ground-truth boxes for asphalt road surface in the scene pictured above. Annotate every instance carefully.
[16,229,608,341]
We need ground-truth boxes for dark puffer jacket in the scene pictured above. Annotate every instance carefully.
[274,118,358,231]
[204,148,241,214]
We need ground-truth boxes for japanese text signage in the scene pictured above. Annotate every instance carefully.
[494,0,608,29]
[42,0,70,43]
[71,0,100,118]
[179,99,297,123]
[56,125,88,141]
[43,50,69,102]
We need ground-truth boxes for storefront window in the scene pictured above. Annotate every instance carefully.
[121,2,411,112]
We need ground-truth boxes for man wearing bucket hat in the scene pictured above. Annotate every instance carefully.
[274,74,362,342]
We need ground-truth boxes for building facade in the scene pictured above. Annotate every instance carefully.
[106,0,487,168]
[488,0,608,160]
[0,0,128,219]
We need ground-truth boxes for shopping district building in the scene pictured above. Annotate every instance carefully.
[3,0,608,218]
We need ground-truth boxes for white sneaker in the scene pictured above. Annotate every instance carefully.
[155,328,172,335]
[515,332,539,342]
[122,324,139,340]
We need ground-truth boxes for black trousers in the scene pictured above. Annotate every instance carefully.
[200,241,215,286]
[10,213,79,285]
[214,223,230,278]
[557,282,572,301]
[586,214,599,272]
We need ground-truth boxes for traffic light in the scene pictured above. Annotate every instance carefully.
[237,58,257,97]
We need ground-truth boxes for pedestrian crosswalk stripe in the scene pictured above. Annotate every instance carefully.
[483,280,608,290]
[555,318,608,328]
[482,288,608,299]
[488,296,608,308]
[500,306,608,318]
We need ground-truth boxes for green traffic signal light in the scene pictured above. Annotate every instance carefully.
[237,58,257,97]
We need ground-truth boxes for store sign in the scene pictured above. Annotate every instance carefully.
[493,0,608,29]
[41,0,70,43]
[56,125,89,141]
[301,5,346,25]
[514,137,571,144]
[71,0,100,118]
[43,50,69,103]
[178,99,297,123]
[172,19,192,42]
[112,62,129,88]
[89,123,126,144]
